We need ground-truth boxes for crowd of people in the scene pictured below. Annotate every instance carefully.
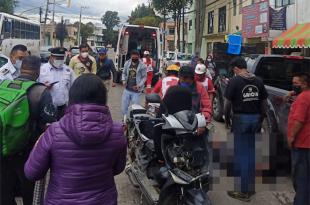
[0,44,309,205]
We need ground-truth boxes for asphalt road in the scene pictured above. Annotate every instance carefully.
[16,82,294,205]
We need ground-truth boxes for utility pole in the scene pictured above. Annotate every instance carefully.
[77,6,87,45]
[182,0,185,53]
[52,0,56,22]
[39,7,43,23]
[42,0,50,47]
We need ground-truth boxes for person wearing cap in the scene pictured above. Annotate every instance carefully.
[69,44,97,76]
[153,64,180,98]
[38,47,76,120]
[96,48,116,92]
[1,56,57,205]
[142,50,155,93]
[195,64,215,102]
[178,66,212,123]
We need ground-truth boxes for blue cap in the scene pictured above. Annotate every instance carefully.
[98,48,107,54]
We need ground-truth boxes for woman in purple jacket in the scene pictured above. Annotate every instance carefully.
[24,74,127,205]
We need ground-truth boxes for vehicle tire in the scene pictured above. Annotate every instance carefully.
[212,90,224,122]
[158,186,182,205]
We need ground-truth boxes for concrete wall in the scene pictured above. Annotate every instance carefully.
[296,0,310,24]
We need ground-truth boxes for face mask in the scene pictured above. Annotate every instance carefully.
[132,58,139,63]
[14,59,22,70]
[80,52,89,58]
[180,82,192,88]
[195,75,205,82]
[293,86,302,95]
[52,59,64,69]
[207,59,212,62]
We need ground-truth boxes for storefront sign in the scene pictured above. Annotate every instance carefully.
[242,0,269,38]
[269,7,287,30]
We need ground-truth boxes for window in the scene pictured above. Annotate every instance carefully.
[189,20,193,31]
[218,6,226,33]
[239,0,243,14]
[275,0,295,7]
[208,11,214,34]
[168,27,175,35]
[168,40,175,51]
[233,0,237,16]
[13,20,20,38]
[2,18,12,38]
[255,57,310,90]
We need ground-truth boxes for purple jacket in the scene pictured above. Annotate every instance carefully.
[24,104,127,205]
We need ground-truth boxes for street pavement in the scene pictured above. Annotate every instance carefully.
[16,83,295,205]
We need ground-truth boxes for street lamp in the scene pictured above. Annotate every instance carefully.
[77,6,88,45]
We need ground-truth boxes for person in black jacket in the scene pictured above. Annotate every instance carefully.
[1,56,57,205]
[96,48,116,92]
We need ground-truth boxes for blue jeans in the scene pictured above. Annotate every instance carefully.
[232,114,261,193]
[121,89,142,116]
[291,148,310,205]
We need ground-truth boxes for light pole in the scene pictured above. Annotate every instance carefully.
[77,6,88,45]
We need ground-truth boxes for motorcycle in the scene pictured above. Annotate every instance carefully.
[125,94,212,205]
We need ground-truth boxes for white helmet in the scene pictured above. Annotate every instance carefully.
[195,64,207,75]
[144,50,150,55]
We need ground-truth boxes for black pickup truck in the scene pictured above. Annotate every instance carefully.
[212,55,310,174]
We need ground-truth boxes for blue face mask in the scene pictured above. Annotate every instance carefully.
[180,82,191,88]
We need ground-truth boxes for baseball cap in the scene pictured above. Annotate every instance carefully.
[144,50,150,55]
[195,64,207,75]
[98,48,108,54]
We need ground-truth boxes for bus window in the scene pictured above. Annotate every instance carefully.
[3,18,12,38]
[13,20,20,38]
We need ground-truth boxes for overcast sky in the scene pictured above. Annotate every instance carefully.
[16,0,149,23]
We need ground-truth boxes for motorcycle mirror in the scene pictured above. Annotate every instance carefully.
[145,93,161,104]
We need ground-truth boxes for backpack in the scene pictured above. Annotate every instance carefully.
[0,79,37,157]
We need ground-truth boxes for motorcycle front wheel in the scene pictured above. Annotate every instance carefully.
[158,186,212,205]
[158,186,182,205]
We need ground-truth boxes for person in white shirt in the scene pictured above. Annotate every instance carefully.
[0,44,28,80]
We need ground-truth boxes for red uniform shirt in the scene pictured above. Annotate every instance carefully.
[288,90,310,148]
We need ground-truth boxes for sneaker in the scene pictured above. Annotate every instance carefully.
[227,191,251,202]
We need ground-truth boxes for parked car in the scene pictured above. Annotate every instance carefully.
[167,53,192,67]
[212,54,310,174]
[39,46,52,63]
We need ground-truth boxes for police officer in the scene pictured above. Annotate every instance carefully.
[38,47,76,120]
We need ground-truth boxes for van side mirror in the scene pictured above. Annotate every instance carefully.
[145,93,161,104]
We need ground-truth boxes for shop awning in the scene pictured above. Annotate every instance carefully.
[272,23,310,48]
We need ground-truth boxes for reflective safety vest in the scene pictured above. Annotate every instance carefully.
[161,76,179,97]
[142,58,154,73]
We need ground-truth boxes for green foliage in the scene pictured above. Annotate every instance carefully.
[128,3,158,24]
[0,0,18,14]
[132,16,162,27]
[101,11,120,31]
[55,21,68,47]
[103,29,118,46]
[80,22,94,44]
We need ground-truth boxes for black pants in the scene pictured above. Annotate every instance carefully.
[57,105,67,120]
[1,154,34,205]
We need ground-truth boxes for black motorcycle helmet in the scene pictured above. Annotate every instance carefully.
[162,85,192,115]
[179,66,195,79]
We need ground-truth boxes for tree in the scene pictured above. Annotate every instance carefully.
[55,20,68,47]
[152,0,192,51]
[80,22,94,44]
[152,0,170,49]
[101,11,120,31]
[0,0,18,14]
[132,16,161,27]
[127,3,157,24]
